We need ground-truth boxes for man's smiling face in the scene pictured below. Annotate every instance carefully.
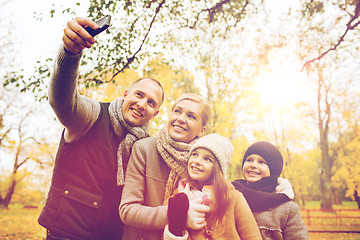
[122,79,163,127]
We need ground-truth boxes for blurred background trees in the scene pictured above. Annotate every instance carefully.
[1,0,360,209]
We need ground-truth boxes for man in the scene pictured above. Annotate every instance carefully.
[38,17,164,240]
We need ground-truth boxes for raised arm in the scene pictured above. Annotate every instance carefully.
[49,17,101,142]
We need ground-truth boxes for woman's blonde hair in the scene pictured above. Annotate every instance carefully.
[172,93,211,127]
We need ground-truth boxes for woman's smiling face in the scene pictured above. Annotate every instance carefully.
[242,154,270,182]
[167,99,206,143]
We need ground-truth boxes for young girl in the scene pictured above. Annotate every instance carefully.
[164,133,261,240]
[232,141,309,240]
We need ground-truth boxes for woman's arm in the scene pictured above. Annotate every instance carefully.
[119,141,168,229]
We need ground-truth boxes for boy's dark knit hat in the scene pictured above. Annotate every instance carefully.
[242,141,283,177]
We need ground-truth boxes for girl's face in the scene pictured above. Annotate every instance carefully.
[188,148,215,186]
[242,154,271,182]
[168,99,206,143]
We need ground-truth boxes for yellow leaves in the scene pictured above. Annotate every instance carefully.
[0,207,46,239]
[5,140,17,150]
[226,136,251,180]
[100,69,140,102]
[79,68,141,102]
[211,103,235,136]
[285,151,318,197]
[335,137,360,198]
[341,110,355,121]
[331,167,348,190]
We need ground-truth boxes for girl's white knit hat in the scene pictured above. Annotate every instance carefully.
[190,133,234,175]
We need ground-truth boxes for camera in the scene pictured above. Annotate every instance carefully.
[85,15,111,37]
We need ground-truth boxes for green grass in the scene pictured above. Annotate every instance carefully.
[301,201,359,210]
[300,201,360,227]
[309,232,360,240]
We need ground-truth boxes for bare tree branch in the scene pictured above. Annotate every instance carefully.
[85,0,166,85]
[302,0,360,71]
[1,103,14,145]
[84,0,250,85]
[17,156,30,170]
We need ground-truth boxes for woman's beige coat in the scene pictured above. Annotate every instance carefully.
[119,137,170,240]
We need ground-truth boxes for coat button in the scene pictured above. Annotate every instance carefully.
[93,202,98,207]
[265,229,272,237]
[64,190,69,195]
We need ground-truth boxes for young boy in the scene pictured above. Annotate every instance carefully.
[232,141,309,240]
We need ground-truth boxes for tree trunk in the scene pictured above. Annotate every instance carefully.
[319,142,333,209]
[301,195,306,208]
[0,173,17,209]
[317,66,333,210]
[333,187,344,204]
[354,190,360,209]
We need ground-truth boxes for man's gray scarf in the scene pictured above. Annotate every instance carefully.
[109,98,149,186]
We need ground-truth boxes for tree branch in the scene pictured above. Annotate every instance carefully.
[111,0,166,80]
[302,1,360,71]
[85,0,166,85]
[17,157,30,170]
[204,0,232,23]
[0,128,11,146]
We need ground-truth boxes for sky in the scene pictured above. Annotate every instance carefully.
[1,0,317,138]
[3,0,89,75]
[3,0,314,104]
[0,0,89,172]
[1,0,358,176]
[3,0,356,137]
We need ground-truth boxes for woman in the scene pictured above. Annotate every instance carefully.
[119,93,212,240]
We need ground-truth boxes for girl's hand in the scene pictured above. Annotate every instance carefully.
[182,182,204,200]
[201,186,214,204]
[186,197,211,230]
[167,193,189,236]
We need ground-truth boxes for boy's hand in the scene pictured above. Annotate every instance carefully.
[276,178,294,199]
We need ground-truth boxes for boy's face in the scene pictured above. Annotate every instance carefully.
[242,154,271,182]
[188,148,215,186]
